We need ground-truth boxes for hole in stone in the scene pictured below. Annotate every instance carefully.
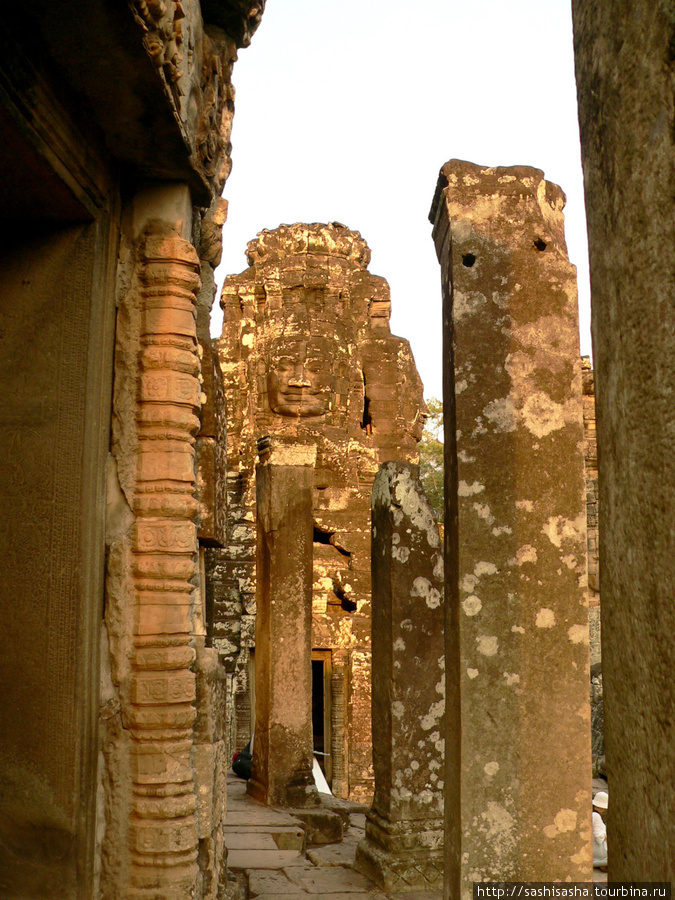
[361,374,372,433]
[462,253,476,267]
[313,525,351,559]
[313,525,332,546]
[361,396,372,432]
[534,238,547,251]
[332,579,357,612]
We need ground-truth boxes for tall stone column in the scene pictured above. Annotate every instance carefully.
[248,437,320,808]
[430,161,593,894]
[355,462,445,891]
[572,1,675,880]
[126,230,203,897]
[103,184,217,899]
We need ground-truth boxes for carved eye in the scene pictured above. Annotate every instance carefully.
[305,359,326,374]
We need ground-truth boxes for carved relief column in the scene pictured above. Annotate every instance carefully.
[128,230,202,898]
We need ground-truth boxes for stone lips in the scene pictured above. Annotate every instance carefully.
[246,222,372,268]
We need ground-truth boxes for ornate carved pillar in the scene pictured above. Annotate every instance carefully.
[126,230,203,898]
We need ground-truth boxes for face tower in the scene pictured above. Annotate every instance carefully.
[210,221,426,802]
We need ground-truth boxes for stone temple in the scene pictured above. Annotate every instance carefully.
[209,221,426,803]
[1,0,674,896]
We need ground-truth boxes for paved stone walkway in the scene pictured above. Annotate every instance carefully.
[225,773,607,895]
[224,775,441,900]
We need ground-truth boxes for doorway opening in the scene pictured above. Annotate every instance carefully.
[311,650,332,787]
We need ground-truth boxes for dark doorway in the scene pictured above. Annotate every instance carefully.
[311,651,333,786]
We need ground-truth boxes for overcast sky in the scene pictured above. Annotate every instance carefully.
[212,0,590,402]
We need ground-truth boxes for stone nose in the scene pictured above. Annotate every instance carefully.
[288,365,312,387]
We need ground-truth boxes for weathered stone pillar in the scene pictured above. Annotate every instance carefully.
[430,161,592,893]
[131,230,201,890]
[248,437,320,808]
[103,183,233,899]
[572,2,675,880]
[355,462,445,891]
[113,211,204,897]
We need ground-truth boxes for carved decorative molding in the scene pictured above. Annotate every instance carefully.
[200,0,266,48]
[129,1,242,196]
[131,0,186,104]
[126,232,203,897]
[197,30,237,193]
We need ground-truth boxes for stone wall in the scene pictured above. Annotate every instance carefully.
[0,1,262,893]
[92,0,266,884]
[0,2,267,897]
[581,358,603,773]
[211,222,425,802]
[581,358,600,666]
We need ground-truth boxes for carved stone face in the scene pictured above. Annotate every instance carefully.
[267,338,334,418]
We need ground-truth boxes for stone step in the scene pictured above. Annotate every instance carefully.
[226,849,310,870]
[286,866,375,893]
[226,807,305,827]
[248,893,308,900]
[284,807,343,845]
[251,895,389,900]
[224,832,279,851]
[249,869,304,896]
[224,824,305,851]
[306,841,359,868]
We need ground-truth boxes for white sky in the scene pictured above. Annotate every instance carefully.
[212,0,590,402]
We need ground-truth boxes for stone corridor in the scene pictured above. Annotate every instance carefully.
[224,774,608,897]
[225,773,440,900]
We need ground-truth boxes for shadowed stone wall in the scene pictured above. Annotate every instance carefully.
[430,160,593,893]
[211,222,425,802]
[0,0,261,895]
[581,358,600,666]
[572,1,675,879]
